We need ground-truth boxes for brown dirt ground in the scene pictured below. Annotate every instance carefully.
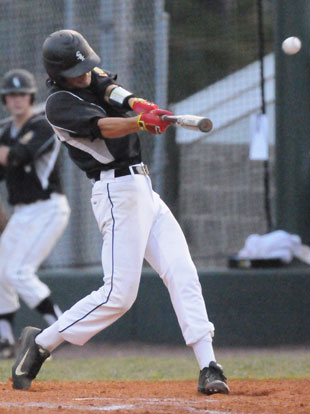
[0,379,309,414]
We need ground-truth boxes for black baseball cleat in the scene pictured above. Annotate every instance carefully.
[198,361,230,395]
[12,327,50,390]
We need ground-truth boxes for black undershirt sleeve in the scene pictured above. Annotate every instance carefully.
[91,67,117,96]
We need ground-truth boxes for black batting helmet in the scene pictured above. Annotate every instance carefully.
[42,30,100,82]
[1,69,37,104]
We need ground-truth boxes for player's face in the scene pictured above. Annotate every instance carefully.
[5,93,32,116]
[65,71,92,89]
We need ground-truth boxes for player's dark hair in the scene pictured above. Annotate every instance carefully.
[45,76,66,89]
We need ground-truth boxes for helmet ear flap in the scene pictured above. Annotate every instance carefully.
[45,68,66,86]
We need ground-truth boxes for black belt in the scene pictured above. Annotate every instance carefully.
[94,164,149,181]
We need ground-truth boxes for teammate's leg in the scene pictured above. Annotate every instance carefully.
[35,297,62,326]
[0,311,16,358]
[2,195,69,322]
[0,199,14,357]
[0,223,20,357]
[0,196,68,356]
[0,278,18,358]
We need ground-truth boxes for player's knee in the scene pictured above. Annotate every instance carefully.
[116,293,137,313]
[112,277,139,312]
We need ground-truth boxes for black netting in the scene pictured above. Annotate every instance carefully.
[0,0,274,269]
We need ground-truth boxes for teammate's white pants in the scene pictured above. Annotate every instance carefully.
[57,170,214,346]
[0,193,70,313]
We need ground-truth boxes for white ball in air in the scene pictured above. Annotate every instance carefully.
[281,36,302,55]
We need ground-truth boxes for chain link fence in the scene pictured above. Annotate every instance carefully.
[0,0,274,270]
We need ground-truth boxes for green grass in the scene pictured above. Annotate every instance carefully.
[1,353,309,382]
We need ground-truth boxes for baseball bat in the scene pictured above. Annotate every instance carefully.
[161,114,213,133]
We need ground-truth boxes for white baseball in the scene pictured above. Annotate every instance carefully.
[281,36,302,55]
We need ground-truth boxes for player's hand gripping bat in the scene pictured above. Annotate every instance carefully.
[161,114,213,133]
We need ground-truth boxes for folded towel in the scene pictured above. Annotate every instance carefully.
[238,230,304,263]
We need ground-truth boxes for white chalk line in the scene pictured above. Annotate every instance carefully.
[0,398,233,414]
[0,402,134,412]
[73,396,232,413]
[74,397,215,403]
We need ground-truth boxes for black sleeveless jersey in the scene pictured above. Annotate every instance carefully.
[45,67,141,180]
[0,113,62,205]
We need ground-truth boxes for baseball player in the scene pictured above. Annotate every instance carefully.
[12,30,229,395]
[0,69,71,359]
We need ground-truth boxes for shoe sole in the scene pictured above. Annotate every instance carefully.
[198,380,230,395]
[12,327,41,390]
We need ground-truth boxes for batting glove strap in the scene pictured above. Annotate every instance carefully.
[137,109,174,135]
[137,114,146,131]
[137,114,161,134]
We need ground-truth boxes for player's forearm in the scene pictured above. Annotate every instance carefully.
[97,117,140,139]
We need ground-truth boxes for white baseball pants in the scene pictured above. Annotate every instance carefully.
[57,169,214,346]
[0,193,70,313]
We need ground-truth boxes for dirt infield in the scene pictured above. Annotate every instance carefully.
[0,379,309,414]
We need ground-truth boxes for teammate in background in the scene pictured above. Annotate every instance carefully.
[12,30,229,395]
[0,196,9,233]
[0,69,71,358]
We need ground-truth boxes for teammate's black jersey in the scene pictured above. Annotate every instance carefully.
[45,67,141,180]
[0,114,62,205]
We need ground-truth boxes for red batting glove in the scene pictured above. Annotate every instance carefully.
[131,98,158,114]
[137,109,174,134]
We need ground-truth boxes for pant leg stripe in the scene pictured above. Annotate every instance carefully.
[59,183,115,333]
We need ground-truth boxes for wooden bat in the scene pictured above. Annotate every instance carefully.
[161,114,213,133]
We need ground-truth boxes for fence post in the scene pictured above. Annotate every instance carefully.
[275,0,310,243]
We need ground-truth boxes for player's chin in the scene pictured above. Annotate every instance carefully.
[76,80,91,88]
[73,75,92,89]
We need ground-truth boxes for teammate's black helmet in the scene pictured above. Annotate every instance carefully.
[1,69,37,97]
[42,30,100,81]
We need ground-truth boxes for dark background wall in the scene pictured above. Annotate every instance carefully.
[275,0,310,243]
[14,267,310,348]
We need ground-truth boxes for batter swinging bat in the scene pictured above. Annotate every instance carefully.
[162,115,213,133]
